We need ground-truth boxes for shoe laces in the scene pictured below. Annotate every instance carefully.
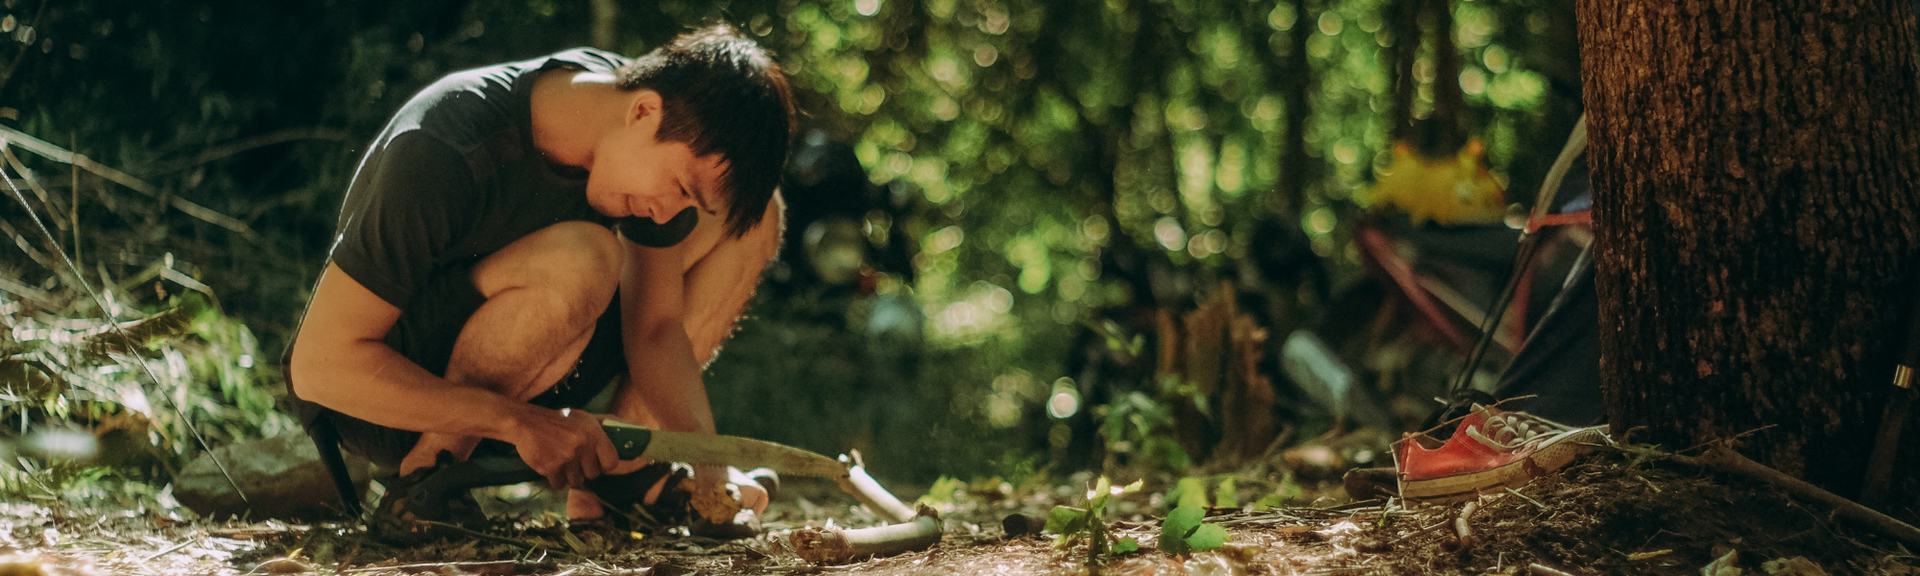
[1463,409,1569,451]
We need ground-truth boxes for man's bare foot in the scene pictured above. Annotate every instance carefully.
[399,432,483,476]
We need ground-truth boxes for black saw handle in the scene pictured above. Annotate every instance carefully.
[397,422,654,520]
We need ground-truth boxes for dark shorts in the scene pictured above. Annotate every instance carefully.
[302,259,628,470]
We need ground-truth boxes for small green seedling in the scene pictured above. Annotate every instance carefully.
[1044,476,1144,563]
[1159,476,1229,554]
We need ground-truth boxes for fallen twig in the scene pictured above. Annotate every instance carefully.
[0,127,260,239]
[1504,487,1546,510]
[789,510,943,565]
[342,559,522,574]
[140,538,195,562]
[1374,519,1449,549]
[1669,444,1920,549]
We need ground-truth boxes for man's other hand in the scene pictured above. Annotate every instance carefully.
[511,407,621,490]
[398,432,482,476]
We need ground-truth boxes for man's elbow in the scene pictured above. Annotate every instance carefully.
[287,338,340,406]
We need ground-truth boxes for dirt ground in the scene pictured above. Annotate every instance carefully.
[4,449,1916,576]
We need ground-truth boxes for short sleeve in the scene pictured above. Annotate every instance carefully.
[329,131,478,310]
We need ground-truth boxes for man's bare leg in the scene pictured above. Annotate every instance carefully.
[398,221,623,476]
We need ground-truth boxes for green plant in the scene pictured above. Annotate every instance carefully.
[1097,374,1210,470]
[1158,476,1232,554]
[1044,476,1144,563]
[0,292,293,499]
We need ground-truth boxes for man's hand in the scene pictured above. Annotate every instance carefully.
[507,407,621,490]
[398,433,483,477]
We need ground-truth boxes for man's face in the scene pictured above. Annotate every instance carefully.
[585,107,731,225]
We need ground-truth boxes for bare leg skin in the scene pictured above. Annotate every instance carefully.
[397,222,622,476]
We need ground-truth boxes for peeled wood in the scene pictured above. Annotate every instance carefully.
[835,463,918,523]
[794,460,942,564]
[789,513,943,565]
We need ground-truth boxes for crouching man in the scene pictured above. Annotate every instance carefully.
[288,24,794,532]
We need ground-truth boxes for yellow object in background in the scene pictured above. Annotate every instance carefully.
[1365,140,1508,225]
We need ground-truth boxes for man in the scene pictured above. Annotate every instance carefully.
[288,24,793,528]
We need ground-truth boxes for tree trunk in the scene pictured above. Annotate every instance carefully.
[1578,0,1920,501]
[590,0,618,50]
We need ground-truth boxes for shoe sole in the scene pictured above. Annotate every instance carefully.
[1397,426,1606,504]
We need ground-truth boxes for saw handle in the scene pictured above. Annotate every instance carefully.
[400,422,655,518]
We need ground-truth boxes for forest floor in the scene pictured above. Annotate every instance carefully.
[4,449,1916,576]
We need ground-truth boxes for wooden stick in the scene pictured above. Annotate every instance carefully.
[1671,444,1920,549]
[835,462,918,523]
[790,513,943,565]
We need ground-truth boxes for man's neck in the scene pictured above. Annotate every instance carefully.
[530,69,623,169]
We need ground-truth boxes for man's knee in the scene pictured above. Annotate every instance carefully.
[472,221,623,320]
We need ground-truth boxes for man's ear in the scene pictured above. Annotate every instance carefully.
[627,89,665,132]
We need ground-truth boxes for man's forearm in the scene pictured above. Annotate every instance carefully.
[620,323,717,434]
[292,338,535,442]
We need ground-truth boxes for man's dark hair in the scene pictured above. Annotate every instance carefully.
[616,23,796,237]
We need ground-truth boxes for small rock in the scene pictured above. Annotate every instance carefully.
[256,557,313,574]
[173,433,369,520]
[1762,557,1829,576]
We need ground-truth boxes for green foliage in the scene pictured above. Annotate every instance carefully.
[0,289,292,498]
[1098,375,1213,470]
[1158,503,1229,555]
[1044,476,1144,563]
[917,475,968,506]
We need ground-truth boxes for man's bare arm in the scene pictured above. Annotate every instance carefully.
[618,238,716,434]
[615,195,782,430]
[682,193,783,366]
[290,263,614,488]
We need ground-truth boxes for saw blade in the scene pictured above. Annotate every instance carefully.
[626,425,848,479]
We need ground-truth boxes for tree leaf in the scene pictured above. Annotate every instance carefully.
[1184,524,1228,552]
[1045,505,1089,536]
[1159,505,1203,554]
[1112,537,1139,554]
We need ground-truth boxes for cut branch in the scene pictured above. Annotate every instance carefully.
[789,511,943,565]
[835,460,919,523]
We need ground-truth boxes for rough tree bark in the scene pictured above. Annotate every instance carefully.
[1577,0,1920,500]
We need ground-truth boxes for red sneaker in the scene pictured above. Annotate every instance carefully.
[1394,404,1608,503]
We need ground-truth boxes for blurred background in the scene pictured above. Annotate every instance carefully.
[0,0,1587,507]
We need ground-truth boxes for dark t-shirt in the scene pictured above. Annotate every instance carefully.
[329,48,623,310]
[329,47,695,310]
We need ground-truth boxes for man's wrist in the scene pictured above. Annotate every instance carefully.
[483,397,544,445]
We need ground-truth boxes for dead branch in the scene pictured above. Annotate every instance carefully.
[1670,444,1920,550]
[0,127,260,240]
[789,511,943,565]
[146,127,350,174]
